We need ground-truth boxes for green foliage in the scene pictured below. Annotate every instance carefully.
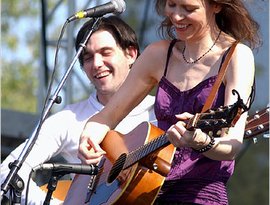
[1,0,40,113]
[1,59,38,113]
[1,0,39,18]
[228,137,269,205]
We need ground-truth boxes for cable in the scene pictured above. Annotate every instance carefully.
[24,21,69,205]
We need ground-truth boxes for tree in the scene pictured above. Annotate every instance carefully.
[1,0,40,113]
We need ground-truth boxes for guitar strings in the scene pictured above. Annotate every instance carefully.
[124,134,168,169]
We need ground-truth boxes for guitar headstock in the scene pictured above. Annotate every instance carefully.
[244,107,269,139]
[187,90,248,134]
[187,104,241,133]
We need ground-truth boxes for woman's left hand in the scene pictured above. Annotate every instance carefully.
[166,112,209,149]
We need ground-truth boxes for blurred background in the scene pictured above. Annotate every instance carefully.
[1,0,269,204]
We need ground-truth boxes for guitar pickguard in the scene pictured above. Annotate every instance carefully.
[88,179,121,205]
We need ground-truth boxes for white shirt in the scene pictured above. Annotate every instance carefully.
[0,91,156,205]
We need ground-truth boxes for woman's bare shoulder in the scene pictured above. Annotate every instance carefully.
[141,40,172,65]
[232,42,254,65]
[145,40,171,53]
[133,40,172,81]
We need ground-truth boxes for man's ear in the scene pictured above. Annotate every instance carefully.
[213,4,222,14]
[126,46,138,67]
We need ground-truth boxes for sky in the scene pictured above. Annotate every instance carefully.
[244,1,269,110]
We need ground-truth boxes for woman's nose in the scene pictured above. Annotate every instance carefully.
[169,7,186,21]
[172,11,185,21]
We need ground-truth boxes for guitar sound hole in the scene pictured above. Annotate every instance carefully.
[107,153,127,183]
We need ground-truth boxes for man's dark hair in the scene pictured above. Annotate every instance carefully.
[75,15,140,66]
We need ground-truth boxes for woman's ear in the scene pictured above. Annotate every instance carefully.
[126,46,138,68]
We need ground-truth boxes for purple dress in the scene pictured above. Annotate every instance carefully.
[154,40,234,205]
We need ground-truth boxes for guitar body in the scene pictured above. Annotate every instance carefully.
[99,122,175,205]
[64,122,175,205]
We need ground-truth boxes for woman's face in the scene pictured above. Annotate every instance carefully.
[165,0,219,42]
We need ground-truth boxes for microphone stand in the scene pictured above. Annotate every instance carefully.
[1,17,102,204]
[43,172,64,205]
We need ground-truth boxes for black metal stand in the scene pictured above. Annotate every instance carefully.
[1,17,102,204]
[9,166,24,205]
[43,174,63,205]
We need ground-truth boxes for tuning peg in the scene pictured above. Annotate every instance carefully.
[208,131,213,137]
[253,113,260,119]
[221,119,227,124]
[257,124,265,130]
[252,137,258,144]
[217,107,223,111]
[263,133,269,139]
[245,130,252,136]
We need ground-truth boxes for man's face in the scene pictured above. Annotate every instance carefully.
[82,30,133,97]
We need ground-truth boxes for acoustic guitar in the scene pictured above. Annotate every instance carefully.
[62,106,269,204]
[63,100,244,205]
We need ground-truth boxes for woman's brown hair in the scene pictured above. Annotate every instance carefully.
[155,0,261,49]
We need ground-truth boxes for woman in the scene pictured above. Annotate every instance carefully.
[78,0,260,204]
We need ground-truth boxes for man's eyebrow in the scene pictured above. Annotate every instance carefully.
[99,46,114,52]
[84,46,114,54]
[82,50,91,57]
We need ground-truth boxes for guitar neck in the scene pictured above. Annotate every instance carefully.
[123,133,170,169]
[123,102,250,169]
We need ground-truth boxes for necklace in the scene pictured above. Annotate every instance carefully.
[182,30,221,64]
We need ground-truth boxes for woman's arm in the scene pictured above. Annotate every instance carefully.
[166,43,255,161]
[78,41,169,164]
[205,43,255,160]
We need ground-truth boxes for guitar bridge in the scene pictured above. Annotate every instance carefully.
[85,157,106,203]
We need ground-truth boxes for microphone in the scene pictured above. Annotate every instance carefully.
[67,0,126,22]
[33,163,99,175]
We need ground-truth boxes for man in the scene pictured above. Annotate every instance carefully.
[1,15,156,205]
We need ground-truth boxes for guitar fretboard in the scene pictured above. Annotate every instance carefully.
[124,133,170,169]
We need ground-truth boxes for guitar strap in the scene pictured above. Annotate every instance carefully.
[201,41,239,113]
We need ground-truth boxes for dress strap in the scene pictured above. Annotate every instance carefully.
[218,46,231,72]
[163,39,178,77]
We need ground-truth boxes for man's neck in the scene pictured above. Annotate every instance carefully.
[96,93,113,106]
